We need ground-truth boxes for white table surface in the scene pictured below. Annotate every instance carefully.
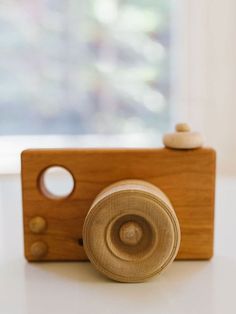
[0,175,235,314]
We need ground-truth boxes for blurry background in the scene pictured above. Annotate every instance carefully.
[0,0,171,135]
[0,0,236,175]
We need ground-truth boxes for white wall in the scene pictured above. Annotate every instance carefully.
[205,0,236,175]
[174,0,236,175]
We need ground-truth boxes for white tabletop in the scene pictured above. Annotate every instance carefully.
[0,175,235,314]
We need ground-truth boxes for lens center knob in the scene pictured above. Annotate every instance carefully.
[119,221,143,246]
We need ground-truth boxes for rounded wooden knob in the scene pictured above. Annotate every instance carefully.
[163,123,204,149]
[30,241,48,259]
[119,221,143,246]
[29,216,47,234]
[83,180,180,282]
[175,123,191,132]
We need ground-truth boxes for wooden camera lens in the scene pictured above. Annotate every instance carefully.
[83,180,181,282]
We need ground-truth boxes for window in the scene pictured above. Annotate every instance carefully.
[0,0,172,136]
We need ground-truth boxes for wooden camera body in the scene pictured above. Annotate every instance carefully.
[21,125,216,282]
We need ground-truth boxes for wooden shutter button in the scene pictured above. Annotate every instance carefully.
[163,123,204,149]
[83,180,181,283]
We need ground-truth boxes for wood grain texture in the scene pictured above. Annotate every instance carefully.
[83,180,180,282]
[21,147,216,261]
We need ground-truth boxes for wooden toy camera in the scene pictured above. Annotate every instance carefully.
[21,124,216,282]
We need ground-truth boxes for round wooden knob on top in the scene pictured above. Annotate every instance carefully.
[163,123,204,149]
[83,180,180,283]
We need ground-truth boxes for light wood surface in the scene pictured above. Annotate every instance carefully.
[83,180,180,282]
[21,147,216,262]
